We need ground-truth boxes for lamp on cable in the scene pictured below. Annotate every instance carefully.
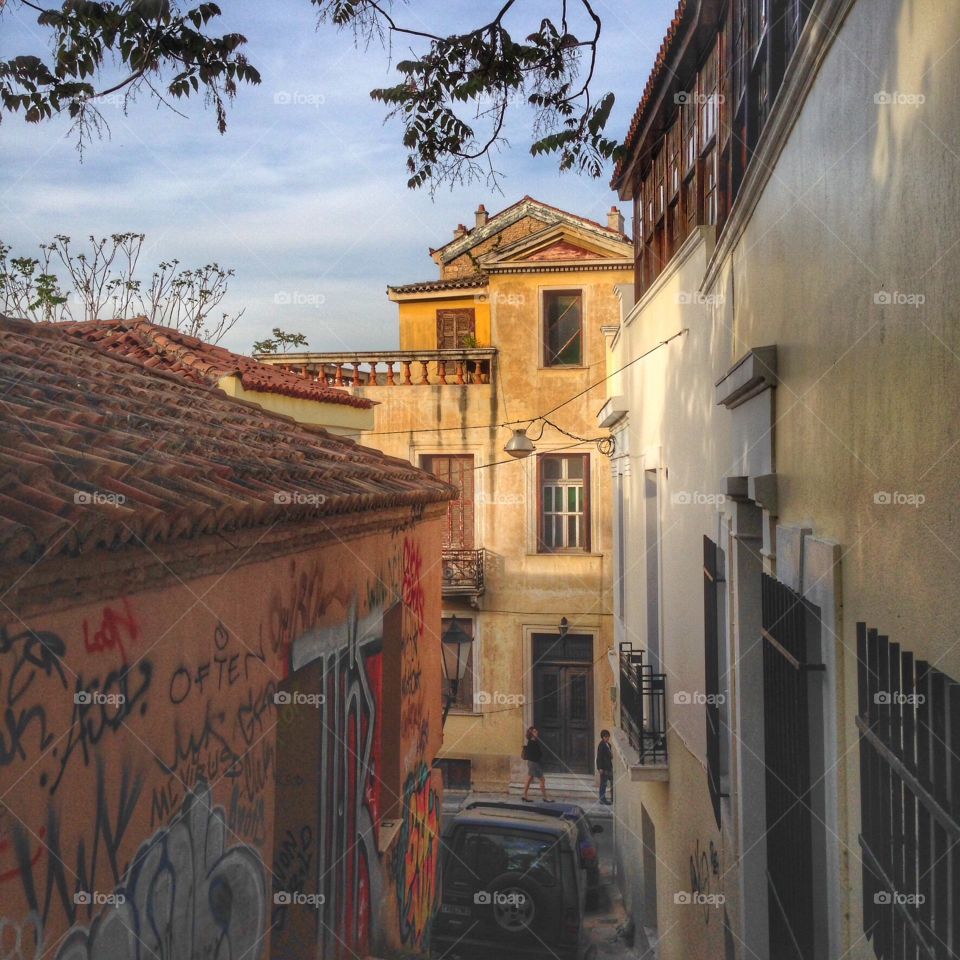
[504,427,536,459]
[502,419,615,459]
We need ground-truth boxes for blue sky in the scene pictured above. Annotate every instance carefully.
[1,1,677,354]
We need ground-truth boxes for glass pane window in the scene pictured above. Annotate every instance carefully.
[703,146,718,226]
[543,290,583,366]
[699,45,718,147]
[538,454,590,552]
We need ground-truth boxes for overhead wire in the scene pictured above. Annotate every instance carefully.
[360,328,686,439]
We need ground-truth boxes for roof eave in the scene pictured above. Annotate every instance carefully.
[612,0,712,199]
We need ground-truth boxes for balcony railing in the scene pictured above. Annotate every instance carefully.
[442,549,485,597]
[619,642,667,764]
[255,349,496,387]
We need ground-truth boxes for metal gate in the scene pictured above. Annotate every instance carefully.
[761,573,820,959]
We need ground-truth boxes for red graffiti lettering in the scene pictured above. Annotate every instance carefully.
[81,599,140,664]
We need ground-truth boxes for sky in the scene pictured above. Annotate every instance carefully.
[1,1,678,355]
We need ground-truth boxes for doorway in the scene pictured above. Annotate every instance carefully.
[531,633,593,773]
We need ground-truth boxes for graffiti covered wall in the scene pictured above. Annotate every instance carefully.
[0,512,444,959]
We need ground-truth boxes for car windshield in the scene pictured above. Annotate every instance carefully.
[455,828,560,886]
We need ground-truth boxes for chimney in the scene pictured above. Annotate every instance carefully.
[607,205,625,234]
[454,223,468,240]
[475,204,488,228]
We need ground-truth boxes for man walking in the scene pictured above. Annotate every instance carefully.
[596,729,613,805]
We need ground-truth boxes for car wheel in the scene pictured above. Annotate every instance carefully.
[487,872,543,935]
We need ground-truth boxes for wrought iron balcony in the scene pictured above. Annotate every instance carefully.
[442,549,485,598]
[619,642,667,764]
[254,348,496,387]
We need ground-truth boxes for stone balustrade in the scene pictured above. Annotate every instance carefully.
[255,348,496,387]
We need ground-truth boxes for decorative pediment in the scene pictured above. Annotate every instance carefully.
[521,239,604,261]
[480,223,633,268]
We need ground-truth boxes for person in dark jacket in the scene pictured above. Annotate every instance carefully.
[596,729,613,804]
[521,726,552,802]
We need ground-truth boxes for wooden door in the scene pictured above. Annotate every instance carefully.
[533,662,593,774]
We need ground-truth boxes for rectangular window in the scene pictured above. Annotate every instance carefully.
[421,454,475,549]
[441,615,475,711]
[616,471,626,619]
[436,308,476,349]
[682,100,698,231]
[644,469,660,672]
[538,454,590,552]
[703,536,731,829]
[543,290,583,366]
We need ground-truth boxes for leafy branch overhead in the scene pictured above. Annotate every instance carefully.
[1,1,260,145]
[252,328,309,355]
[313,0,620,188]
[2,0,619,186]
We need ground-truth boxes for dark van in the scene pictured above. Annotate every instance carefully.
[432,806,595,960]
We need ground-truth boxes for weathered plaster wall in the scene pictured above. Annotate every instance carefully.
[0,515,444,960]
[397,296,491,351]
[704,2,960,954]
[607,231,733,960]
[215,375,375,436]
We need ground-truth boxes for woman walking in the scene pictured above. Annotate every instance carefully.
[521,726,552,802]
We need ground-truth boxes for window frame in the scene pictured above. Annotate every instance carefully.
[420,453,475,550]
[541,288,585,368]
[536,453,592,554]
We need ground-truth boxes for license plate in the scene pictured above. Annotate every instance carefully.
[440,903,471,917]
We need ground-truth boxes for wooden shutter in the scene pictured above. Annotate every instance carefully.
[435,309,476,349]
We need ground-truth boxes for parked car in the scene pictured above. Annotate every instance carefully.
[432,806,596,960]
[463,799,604,908]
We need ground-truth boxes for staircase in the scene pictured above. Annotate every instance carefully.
[507,772,599,804]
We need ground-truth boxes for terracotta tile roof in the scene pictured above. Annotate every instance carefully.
[60,317,373,409]
[611,0,689,189]
[387,273,488,295]
[0,316,452,566]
